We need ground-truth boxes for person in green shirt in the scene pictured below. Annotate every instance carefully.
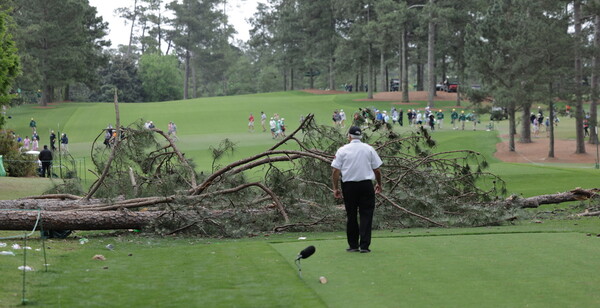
[458,111,467,130]
[436,110,445,129]
[29,118,37,134]
[451,109,459,130]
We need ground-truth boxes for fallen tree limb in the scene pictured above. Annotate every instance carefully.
[513,188,600,208]
[0,210,164,230]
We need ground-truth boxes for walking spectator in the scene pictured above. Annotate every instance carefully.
[261,111,267,132]
[280,118,286,137]
[29,118,37,134]
[248,113,255,132]
[429,113,435,130]
[60,133,69,153]
[459,111,466,130]
[398,109,404,126]
[38,145,53,178]
[32,137,39,151]
[270,117,277,138]
[50,130,57,151]
[436,110,444,129]
[340,109,347,128]
[451,109,459,130]
[23,136,31,151]
[168,121,179,141]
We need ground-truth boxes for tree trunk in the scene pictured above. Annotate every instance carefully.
[574,0,586,153]
[127,0,138,57]
[184,49,190,99]
[549,99,555,158]
[427,0,435,108]
[520,103,532,143]
[416,64,423,91]
[283,67,287,91]
[402,27,409,102]
[380,49,385,92]
[0,210,162,231]
[192,63,198,98]
[367,43,373,99]
[589,14,600,145]
[508,102,516,152]
[329,55,335,90]
[41,85,51,106]
[290,68,294,90]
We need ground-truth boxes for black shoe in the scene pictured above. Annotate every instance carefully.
[359,249,371,253]
[346,248,359,252]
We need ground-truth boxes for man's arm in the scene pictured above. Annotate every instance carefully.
[373,168,382,194]
[331,167,343,199]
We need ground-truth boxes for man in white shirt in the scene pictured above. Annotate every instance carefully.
[331,126,383,253]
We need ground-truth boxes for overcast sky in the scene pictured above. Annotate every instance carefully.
[88,0,265,47]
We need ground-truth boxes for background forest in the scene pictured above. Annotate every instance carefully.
[2,0,600,152]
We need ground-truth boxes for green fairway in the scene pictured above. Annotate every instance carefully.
[3,221,600,307]
[274,232,600,307]
[3,91,599,198]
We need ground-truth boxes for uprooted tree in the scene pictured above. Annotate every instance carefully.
[1,109,599,236]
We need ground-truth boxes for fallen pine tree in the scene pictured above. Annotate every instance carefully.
[2,99,598,236]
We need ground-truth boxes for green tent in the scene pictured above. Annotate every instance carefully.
[0,155,6,176]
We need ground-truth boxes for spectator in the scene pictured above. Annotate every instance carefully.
[38,145,53,177]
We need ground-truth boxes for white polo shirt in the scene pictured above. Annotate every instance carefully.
[331,139,383,182]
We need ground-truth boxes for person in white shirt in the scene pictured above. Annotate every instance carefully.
[331,126,383,253]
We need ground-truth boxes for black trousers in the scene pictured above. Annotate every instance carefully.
[341,180,375,250]
[41,162,51,177]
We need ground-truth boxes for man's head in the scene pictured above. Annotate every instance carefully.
[43,145,48,149]
[348,126,362,139]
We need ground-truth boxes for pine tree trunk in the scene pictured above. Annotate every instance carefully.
[329,55,335,91]
[427,0,435,108]
[367,43,373,99]
[0,210,161,231]
[520,103,532,143]
[589,14,600,145]
[549,98,555,158]
[401,28,409,102]
[574,0,586,153]
[380,50,385,92]
[509,102,516,152]
[184,49,190,99]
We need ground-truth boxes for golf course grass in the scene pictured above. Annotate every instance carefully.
[2,91,600,307]
[2,221,600,307]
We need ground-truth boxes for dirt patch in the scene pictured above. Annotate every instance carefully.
[301,89,349,95]
[495,136,597,164]
[355,91,460,102]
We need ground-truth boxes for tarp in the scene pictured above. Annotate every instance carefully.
[0,155,5,176]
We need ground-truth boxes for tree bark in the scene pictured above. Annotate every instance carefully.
[574,0,586,153]
[0,210,162,231]
[508,102,516,151]
[401,27,409,102]
[514,188,600,208]
[589,14,600,145]
[427,0,435,108]
[520,102,532,143]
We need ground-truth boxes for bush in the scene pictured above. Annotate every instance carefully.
[0,130,36,176]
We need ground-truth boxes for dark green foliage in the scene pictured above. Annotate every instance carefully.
[91,52,144,102]
[0,130,36,176]
[138,54,182,102]
[0,11,19,105]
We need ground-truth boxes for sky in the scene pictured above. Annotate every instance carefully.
[88,0,266,47]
